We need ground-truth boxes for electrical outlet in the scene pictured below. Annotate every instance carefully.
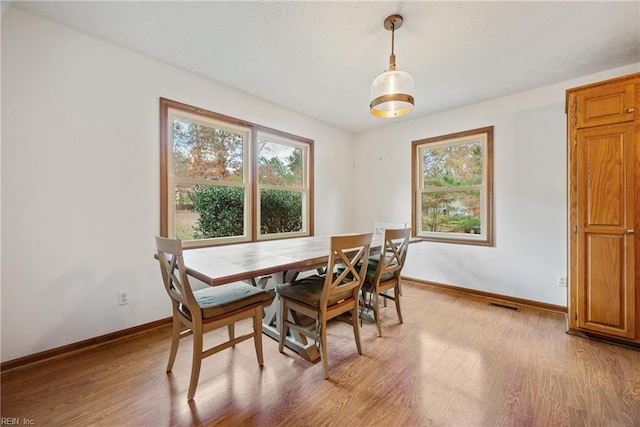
[557,276,567,287]
[118,291,129,306]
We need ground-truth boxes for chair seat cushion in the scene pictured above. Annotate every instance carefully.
[276,275,353,308]
[364,264,396,286]
[367,253,382,265]
[194,282,270,318]
[366,252,400,268]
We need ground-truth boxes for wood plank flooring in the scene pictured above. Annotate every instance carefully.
[2,283,639,426]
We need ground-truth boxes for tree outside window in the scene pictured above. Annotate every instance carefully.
[257,135,308,237]
[412,126,493,246]
[171,118,246,241]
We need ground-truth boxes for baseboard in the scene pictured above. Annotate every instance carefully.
[1,317,172,373]
[567,328,640,350]
[402,276,567,314]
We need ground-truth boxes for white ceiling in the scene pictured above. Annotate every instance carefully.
[9,1,640,133]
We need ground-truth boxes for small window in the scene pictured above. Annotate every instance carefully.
[412,126,494,246]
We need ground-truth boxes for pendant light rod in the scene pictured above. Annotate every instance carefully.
[390,21,396,70]
[385,14,403,71]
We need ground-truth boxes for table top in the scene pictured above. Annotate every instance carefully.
[182,234,387,286]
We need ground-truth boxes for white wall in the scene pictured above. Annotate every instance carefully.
[0,9,355,362]
[353,63,640,307]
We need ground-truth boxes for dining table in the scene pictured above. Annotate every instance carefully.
[180,233,415,361]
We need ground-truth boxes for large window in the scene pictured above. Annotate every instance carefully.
[412,126,493,246]
[160,98,313,247]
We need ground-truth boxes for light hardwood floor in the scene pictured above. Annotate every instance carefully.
[2,283,639,426]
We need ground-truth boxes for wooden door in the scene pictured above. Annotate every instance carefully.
[575,123,636,338]
[575,82,635,128]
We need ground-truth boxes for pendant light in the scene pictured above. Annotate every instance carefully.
[370,14,414,118]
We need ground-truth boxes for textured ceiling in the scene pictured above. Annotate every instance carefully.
[9,1,640,133]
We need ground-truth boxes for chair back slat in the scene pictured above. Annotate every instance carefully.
[321,233,372,307]
[155,236,198,313]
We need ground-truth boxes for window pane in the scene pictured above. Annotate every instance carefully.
[421,190,481,234]
[175,184,198,240]
[175,184,245,240]
[258,139,304,187]
[260,189,303,234]
[422,141,483,187]
[172,119,243,182]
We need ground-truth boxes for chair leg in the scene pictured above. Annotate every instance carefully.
[319,319,330,379]
[359,289,366,326]
[187,326,203,400]
[227,324,235,341]
[253,306,264,366]
[374,292,382,337]
[352,306,363,355]
[278,298,288,353]
[166,314,181,372]
[394,285,403,324]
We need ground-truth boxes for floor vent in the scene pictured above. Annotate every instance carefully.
[488,301,521,312]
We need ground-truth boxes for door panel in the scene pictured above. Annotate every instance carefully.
[576,124,635,338]
[584,131,625,226]
[584,234,625,329]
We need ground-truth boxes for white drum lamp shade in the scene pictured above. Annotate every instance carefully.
[370,70,414,118]
[369,14,415,118]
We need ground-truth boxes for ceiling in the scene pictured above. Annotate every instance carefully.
[9,1,640,134]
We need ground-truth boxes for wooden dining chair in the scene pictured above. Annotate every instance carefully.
[155,236,270,400]
[373,221,407,236]
[276,233,372,379]
[360,227,411,337]
[373,221,408,304]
